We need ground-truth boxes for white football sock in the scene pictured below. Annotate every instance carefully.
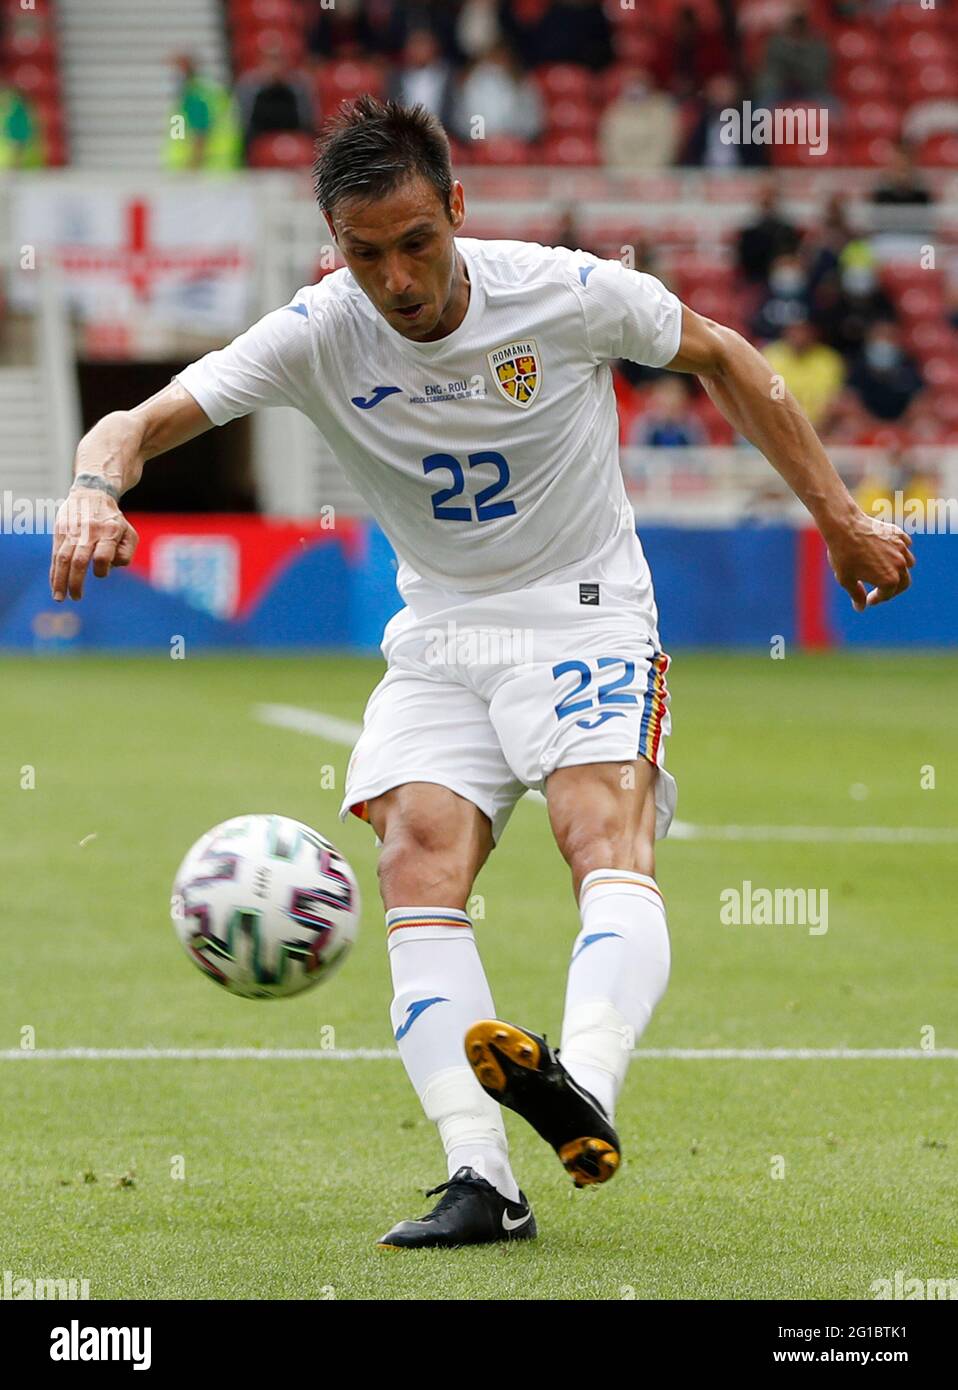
[560,869,671,1122]
[387,907,520,1202]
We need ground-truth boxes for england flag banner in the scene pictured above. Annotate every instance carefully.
[11,181,257,334]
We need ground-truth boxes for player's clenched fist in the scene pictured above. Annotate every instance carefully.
[825,511,915,613]
[50,478,139,602]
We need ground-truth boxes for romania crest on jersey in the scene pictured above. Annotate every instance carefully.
[487,339,541,409]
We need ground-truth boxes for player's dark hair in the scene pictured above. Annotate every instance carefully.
[313,94,454,220]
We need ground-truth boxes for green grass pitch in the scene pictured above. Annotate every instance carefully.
[0,650,955,1300]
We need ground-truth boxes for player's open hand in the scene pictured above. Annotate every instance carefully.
[50,487,139,602]
[825,510,914,613]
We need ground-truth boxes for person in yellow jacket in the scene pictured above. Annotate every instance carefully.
[0,86,44,169]
[763,316,845,429]
[163,55,242,171]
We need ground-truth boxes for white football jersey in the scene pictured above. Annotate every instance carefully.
[176,238,682,607]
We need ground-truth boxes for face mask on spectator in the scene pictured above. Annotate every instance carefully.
[842,266,876,295]
[865,340,900,370]
[769,267,804,295]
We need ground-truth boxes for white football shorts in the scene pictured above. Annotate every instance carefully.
[340,579,676,845]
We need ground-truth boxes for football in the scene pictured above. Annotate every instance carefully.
[170,814,360,999]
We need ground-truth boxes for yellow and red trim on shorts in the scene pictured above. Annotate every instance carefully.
[638,651,670,765]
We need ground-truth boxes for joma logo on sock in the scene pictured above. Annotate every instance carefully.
[719,882,828,935]
[50,1321,151,1370]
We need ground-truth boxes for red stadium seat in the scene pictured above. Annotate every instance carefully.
[681,284,735,320]
[882,265,942,297]
[233,27,305,72]
[903,31,955,64]
[536,65,594,101]
[929,391,958,429]
[834,27,882,63]
[903,66,958,103]
[43,128,68,167]
[546,97,599,134]
[247,131,315,168]
[541,132,601,165]
[675,258,734,297]
[916,132,958,167]
[904,320,956,360]
[472,135,536,166]
[897,286,946,322]
[3,31,56,65]
[770,136,844,168]
[844,134,898,167]
[887,3,949,33]
[837,63,892,98]
[230,0,299,24]
[7,61,59,99]
[613,30,661,67]
[318,59,385,115]
[845,101,901,140]
[923,357,958,391]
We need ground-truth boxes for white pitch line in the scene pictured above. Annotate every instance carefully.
[253,702,957,843]
[1,1048,955,1062]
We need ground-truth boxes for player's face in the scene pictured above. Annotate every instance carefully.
[327,177,468,342]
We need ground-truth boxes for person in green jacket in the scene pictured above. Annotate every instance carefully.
[0,86,44,169]
[163,55,242,171]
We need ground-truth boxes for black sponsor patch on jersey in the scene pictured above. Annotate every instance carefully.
[579,583,600,605]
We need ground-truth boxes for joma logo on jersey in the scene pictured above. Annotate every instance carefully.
[487,339,541,409]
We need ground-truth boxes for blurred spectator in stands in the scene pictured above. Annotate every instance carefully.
[615,237,667,391]
[737,180,801,284]
[236,44,313,155]
[306,0,365,58]
[682,74,768,168]
[758,5,831,104]
[453,41,543,144]
[751,252,812,340]
[600,70,679,171]
[0,82,43,169]
[653,4,730,100]
[763,318,845,428]
[522,0,614,72]
[354,0,462,61]
[554,208,595,256]
[848,322,923,422]
[856,452,936,519]
[811,242,896,358]
[387,29,457,127]
[804,192,853,294]
[629,377,707,448]
[457,0,503,61]
[164,57,241,170]
[871,143,932,207]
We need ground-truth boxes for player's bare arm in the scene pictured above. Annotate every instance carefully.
[668,305,915,612]
[50,382,212,602]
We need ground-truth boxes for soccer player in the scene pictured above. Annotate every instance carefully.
[50,98,913,1250]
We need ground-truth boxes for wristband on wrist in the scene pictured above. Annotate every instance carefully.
[72,473,120,502]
